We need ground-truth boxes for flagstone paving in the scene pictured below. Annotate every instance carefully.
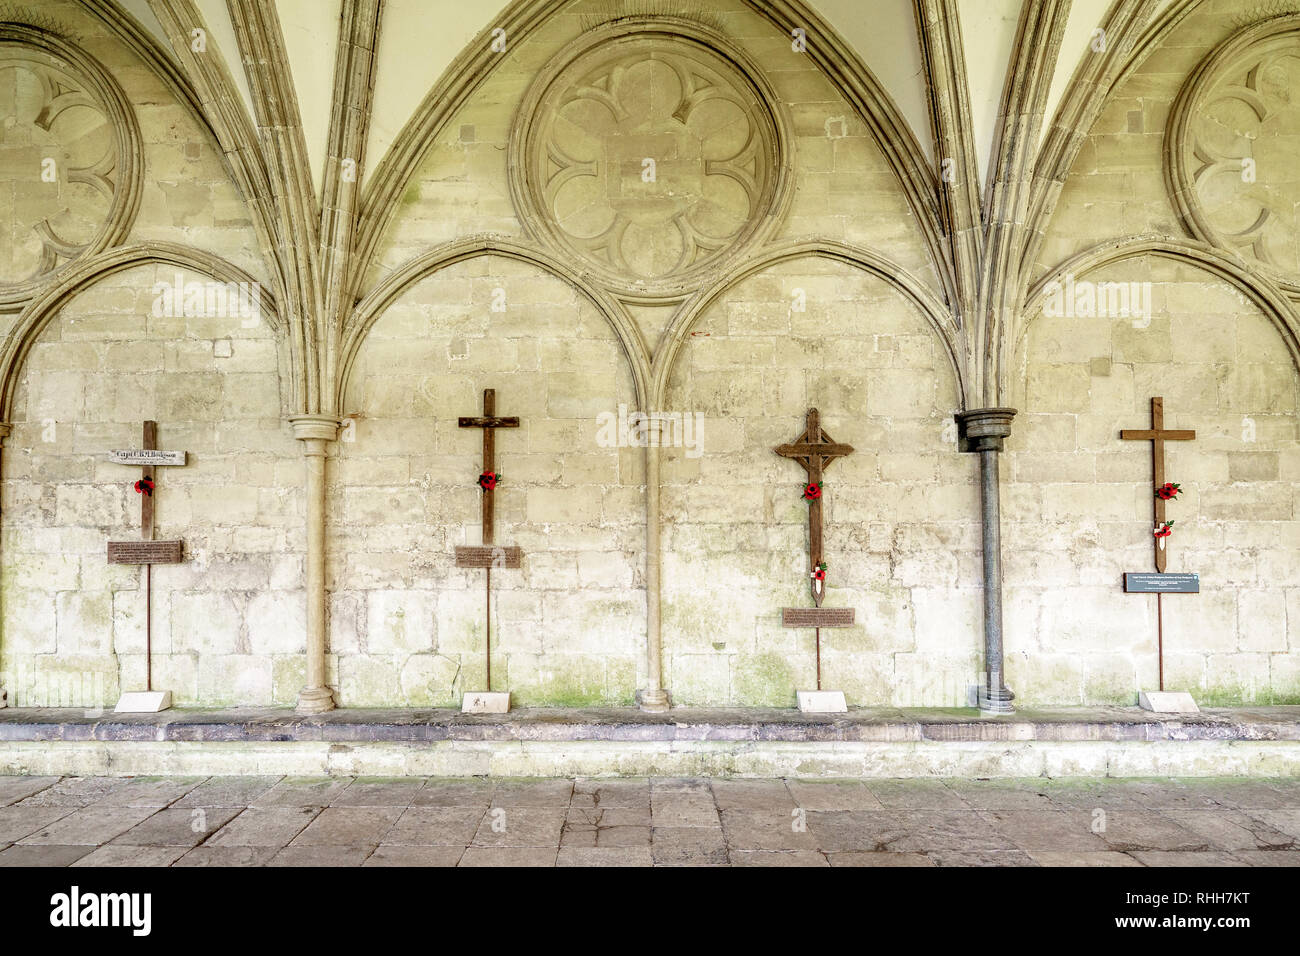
[0,775,1296,866]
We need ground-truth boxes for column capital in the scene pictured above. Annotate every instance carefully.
[0,422,12,443]
[957,407,1017,452]
[288,414,344,445]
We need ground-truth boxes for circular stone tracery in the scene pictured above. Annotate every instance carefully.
[0,27,141,307]
[510,21,789,297]
[1168,18,1300,291]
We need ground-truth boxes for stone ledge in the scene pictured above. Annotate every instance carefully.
[1,705,1297,744]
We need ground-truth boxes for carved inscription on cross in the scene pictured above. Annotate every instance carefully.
[106,421,187,692]
[775,408,854,607]
[1121,396,1195,573]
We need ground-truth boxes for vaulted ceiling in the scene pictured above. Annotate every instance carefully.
[23,0,1204,415]
[109,0,1173,198]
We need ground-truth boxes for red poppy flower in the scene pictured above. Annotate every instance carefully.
[478,471,499,491]
[802,482,822,500]
[812,568,826,581]
[133,478,154,497]
[1156,482,1182,500]
[1154,521,1174,538]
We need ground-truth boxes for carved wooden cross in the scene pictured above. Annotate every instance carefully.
[455,389,522,693]
[775,408,854,608]
[1121,396,1195,573]
[106,421,187,692]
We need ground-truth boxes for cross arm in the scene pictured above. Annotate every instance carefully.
[1120,430,1196,441]
[775,442,855,458]
[458,417,521,428]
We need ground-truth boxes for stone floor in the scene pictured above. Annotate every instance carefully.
[0,774,1298,866]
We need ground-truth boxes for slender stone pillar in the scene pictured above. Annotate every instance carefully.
[639,417,669,713]
[290,414,342,714]
[0,422,8,709]
[957,408,1017,714]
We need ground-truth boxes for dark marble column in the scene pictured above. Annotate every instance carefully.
[957,408,1017,714]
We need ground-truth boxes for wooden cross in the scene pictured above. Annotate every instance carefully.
[1121,397,1197,694]
[775,408,855,693]
[106,421,187,692]
[775,408,854,608]
[455,388,522,693]
[1121,396,1195,573]
[458,388,518,547]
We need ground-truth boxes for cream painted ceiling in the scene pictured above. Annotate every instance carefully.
[110,0,1169,200]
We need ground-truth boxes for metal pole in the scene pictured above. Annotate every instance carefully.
[815,627,821,691]
[1157,593,1164,692]
[145,564,152,692]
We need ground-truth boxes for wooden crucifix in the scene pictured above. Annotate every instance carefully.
[775,408,855,703]
[776,408,854,607]
[455,388,522,705]
[1121,396,1198,701]
[1121,396,1196,573]
[106,420,186,711]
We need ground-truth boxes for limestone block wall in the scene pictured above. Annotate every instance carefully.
[0,266,298,707]
[662,260,981,706]
[361,0,937,302]
[32,0,266,282]
[336,256,643,706]
[0,0,1296,712]
[1032,0,1293,286]
[1005,256,1300,704]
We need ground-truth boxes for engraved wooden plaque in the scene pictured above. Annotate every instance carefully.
[455,545,523,569]
[108,540,184,565]
[782,607,855,628]
[108,449,187,466]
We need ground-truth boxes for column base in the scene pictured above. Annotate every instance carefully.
[296,686,337,715]
[638,689,670,713]
[978,685,1016,715]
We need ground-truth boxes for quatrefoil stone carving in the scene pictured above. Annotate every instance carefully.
[510,22,789,298]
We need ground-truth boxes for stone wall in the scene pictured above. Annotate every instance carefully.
[0,0,1296,711]
[1,266,297,706]
[335,256,643,706]
[1006,256,1300,704]
[662,259,979,705]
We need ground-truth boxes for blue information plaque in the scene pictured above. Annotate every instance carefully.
[1124,572,1199,593]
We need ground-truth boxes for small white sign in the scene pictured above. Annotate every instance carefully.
[115,690,172,713]
[109,450,187,466]
[1139,690,1199,714]
[461,691,510,714]
[797,690,847,714]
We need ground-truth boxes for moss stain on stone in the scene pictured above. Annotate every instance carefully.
[734,651,795,707]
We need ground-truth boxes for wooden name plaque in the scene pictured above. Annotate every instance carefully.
[108,540,184,565]
[455,545,522,569]
[108,449,187,466]
[782,607,855,628]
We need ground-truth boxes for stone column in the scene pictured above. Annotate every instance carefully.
[957,408,1017,714]
[289,414,342,714]
[0,422,8,709]
[639,416,670,713]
